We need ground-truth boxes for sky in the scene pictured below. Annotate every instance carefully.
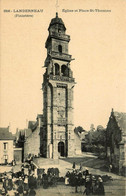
[0,0,126,133]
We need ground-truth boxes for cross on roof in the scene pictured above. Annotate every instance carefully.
[55,0,59,13]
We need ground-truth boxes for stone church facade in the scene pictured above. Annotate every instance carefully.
[24,13,75,159]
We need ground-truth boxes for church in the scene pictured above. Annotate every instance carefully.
[24,13,75,159]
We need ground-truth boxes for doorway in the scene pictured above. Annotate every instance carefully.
[4,155,8,164]
[58,142,65,157]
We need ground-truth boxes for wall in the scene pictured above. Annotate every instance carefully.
[14,148,22,163]
[24,127,40,159]
[119,141,126,174]
[74,133,82,155]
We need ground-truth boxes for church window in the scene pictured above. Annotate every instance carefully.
[58,45,62,53]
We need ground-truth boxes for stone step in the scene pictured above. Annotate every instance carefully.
[33,158,59,167]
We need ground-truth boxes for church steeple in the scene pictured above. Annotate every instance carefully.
[44,13,73,79]
[42,14,75,159]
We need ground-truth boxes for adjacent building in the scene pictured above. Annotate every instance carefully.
[0,126,14,164]
[106,109,126,174]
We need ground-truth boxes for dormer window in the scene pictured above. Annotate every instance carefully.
[58,45,62,53]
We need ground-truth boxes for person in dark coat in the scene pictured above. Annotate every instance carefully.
[91,176,97,195]
[55,168,59,178]
[8,175,13,191]
[43,173,48,189]
[74,172,79,193]
[28,174,36,189]
[80,163,82,171]
[29,188,36,196]
[18,177,24,186]
[83,176,92,195]
[78,171,83,185]
[97,177,105,195]
[3,176,8,195]
[85,169,89,176]
[72,162,76,169]
[17,184,24,196]
[24,175,29,195]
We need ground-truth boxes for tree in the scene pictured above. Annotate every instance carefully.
[83,125,106,154]
[90,124,95,131]
[74,126,85,135]
[17,131,25,148]
[91,129,106,146]
[97,125,105,131]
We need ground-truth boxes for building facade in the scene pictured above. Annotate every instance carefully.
[0,127,14,164]
[106,109,126,175]
[24,114,43,159]
[41,13,75,159]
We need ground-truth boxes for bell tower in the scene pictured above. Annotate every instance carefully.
[41,13,75,159]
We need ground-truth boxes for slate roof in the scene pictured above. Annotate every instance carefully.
[25,129,32,137]
[0,127,14,140]
[48,12,66,30]
[28,115,43,131]
[28,121,37,130]
[113,111,126,135]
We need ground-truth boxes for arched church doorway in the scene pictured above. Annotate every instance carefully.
[58,142,65,157]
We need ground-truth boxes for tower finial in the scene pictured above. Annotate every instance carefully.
[56,12,58,18]
[111,108,114,114]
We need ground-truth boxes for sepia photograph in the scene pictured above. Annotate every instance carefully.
[0,0,126,195]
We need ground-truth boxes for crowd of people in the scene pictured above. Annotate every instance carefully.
[0,156,60,196]
[0,155,107,196]
[65,165,105,195]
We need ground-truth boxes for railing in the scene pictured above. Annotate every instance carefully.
[49,74,75,82]
[50,51,71,61]
[49,31,70,41]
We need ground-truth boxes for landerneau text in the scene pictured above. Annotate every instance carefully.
[3,9,43,17]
